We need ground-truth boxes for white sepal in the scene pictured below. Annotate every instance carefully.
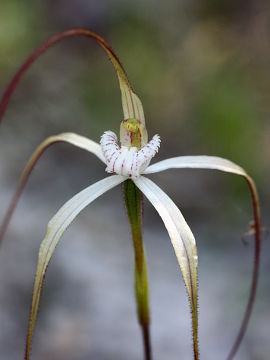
[26,175,125,356]
[133,176,198,356]
[133,176,198,295]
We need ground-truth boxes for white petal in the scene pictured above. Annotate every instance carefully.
[58,132,106,163]
[144,155,246,176]
[0,132,106,246]
[26,175,125,357]
[133,176,198,353]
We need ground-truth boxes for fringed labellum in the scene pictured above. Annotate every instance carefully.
[100,119,160,178]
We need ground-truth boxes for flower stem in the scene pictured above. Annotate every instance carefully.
[123,179,151,360]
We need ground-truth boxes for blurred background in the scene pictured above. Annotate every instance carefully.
[0,0,269,359]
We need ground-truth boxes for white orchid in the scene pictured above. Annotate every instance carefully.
[0,29,261,360]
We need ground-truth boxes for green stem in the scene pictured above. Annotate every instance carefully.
[123,179,151,360]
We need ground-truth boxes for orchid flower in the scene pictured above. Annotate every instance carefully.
[0,29,261,360]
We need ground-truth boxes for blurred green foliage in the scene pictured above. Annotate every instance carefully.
[0,0,43,71]
[0,0,268,204]
[194,66,261,173]
[0,2,269,359]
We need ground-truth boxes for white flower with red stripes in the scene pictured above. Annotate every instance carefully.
[0,118,259,360]
[0,29,260,360]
